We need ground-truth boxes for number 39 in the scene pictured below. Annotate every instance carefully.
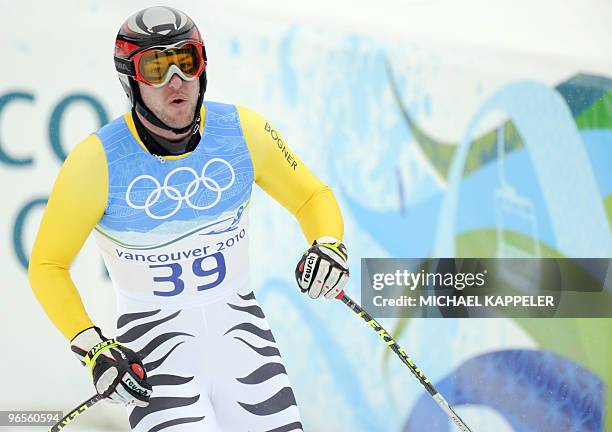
[150,252,227,297]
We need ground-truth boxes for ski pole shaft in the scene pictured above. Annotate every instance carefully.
[47,394,102,432]
[336,291,473,432]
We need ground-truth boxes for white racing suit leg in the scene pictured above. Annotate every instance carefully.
[116,287,303,432]
[207,289,303,432]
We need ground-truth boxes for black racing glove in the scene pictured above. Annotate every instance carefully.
[71,326,152,406]
[295,236,349,299]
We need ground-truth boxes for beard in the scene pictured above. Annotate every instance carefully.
[152,99,198,129]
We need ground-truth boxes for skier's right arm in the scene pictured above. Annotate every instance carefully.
[27,134,108,341]
[27,135,151,406]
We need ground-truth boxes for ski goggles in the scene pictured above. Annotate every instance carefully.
[115,41,207,87]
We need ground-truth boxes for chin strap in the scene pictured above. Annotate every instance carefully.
[132,107,202,157]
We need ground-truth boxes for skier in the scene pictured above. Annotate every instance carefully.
[28,6,349,432]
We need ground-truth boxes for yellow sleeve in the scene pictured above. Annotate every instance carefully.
[28,134,108,341]
[237,106,343,243]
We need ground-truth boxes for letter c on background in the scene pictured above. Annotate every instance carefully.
[49,94,108,162]
[0,91,35,166]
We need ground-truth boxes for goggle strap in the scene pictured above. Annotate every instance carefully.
[114,56,136,76]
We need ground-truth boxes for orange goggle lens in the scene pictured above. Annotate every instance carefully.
[137,43,204,85]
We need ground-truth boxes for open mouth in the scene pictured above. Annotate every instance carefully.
[170,98,186,105]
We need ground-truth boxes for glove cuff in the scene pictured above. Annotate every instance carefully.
[84,339,122,375]
[314,236,348,264]
[70,326,107,366]
[314,236,342,245]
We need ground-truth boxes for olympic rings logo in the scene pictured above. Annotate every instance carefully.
[125,158,235,220]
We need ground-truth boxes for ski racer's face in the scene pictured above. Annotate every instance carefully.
[138,74,200,129]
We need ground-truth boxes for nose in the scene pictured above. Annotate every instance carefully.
[167,73,183,90]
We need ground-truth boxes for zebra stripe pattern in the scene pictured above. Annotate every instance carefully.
[116,309,204,431]
[225,291,303,432]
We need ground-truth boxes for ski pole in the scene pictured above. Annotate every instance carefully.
[47,394,102,432]
[336,291,473,432]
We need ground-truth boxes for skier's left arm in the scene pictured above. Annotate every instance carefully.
[238,106,349,299]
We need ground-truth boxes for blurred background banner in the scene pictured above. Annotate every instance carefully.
[1,1,611,431]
